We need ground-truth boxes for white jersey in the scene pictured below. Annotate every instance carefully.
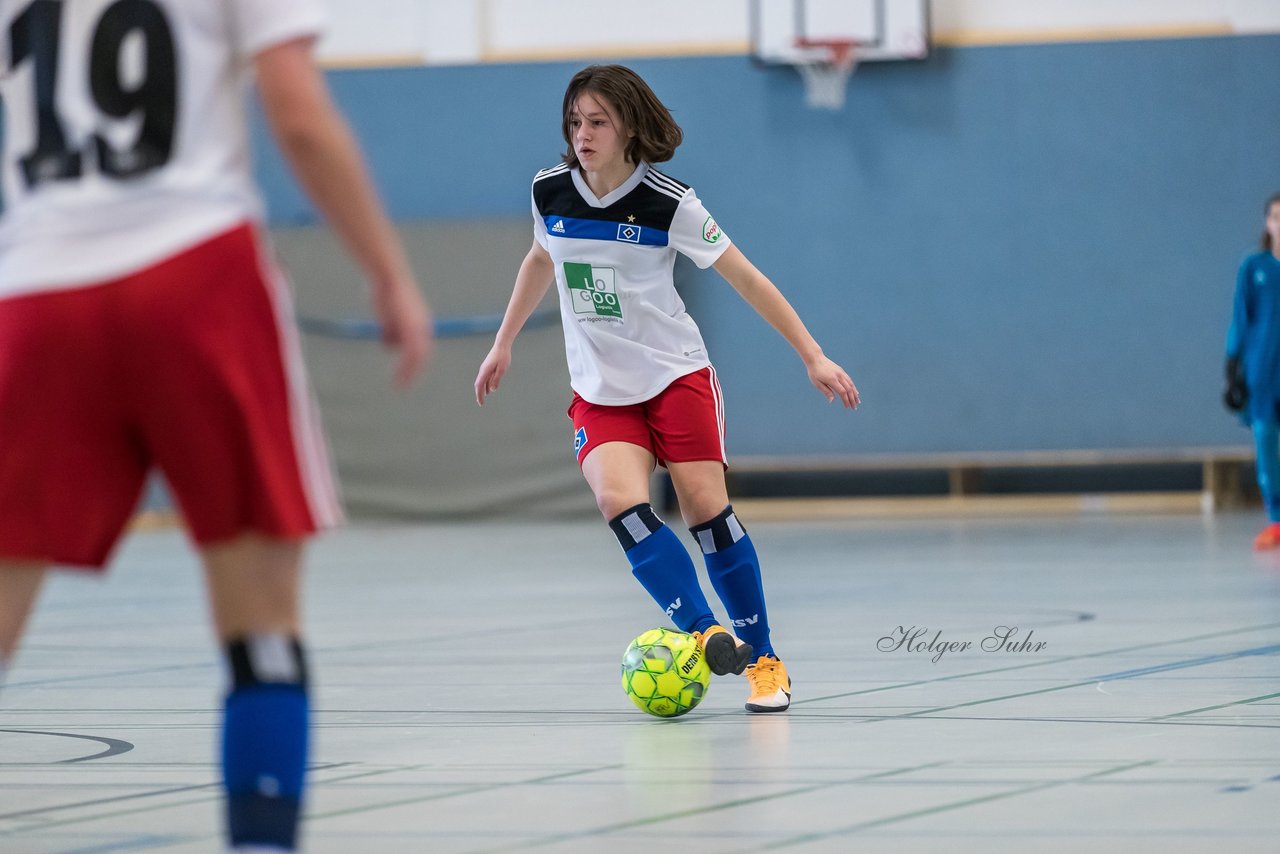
[532,161,732,405]
[0,0,325,298]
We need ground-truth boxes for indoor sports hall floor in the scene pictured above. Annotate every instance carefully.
[1,511,1277,853]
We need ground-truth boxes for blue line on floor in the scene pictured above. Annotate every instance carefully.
[1092,643,1280,682]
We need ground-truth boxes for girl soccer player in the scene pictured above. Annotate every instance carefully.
[474,65,858,712]
[1225,192,1280,549]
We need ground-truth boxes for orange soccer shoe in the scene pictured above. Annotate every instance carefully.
[693,625,754,675]
[745,656,792,713]
[1254,522,1280,551]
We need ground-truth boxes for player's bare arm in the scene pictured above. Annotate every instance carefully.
[714,245,860,409]
[255,37,432,388]
[475,241,556,405]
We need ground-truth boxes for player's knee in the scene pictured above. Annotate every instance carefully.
[678,492,728,528]
[594,489,647,521]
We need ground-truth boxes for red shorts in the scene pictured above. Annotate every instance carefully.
[0,223,341,568]
[569,366,727,468]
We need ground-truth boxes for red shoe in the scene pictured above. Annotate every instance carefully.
[1253,523,1280,550]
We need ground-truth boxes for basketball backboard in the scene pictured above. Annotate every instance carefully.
[750,0,929,65]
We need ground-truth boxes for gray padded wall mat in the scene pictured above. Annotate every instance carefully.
[273,222,597,519]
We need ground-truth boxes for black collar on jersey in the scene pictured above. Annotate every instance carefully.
[533,164,688,231]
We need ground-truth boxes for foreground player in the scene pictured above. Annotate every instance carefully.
[474,65,858,712]
[1224,192,1280,549]
[0,0,431,850]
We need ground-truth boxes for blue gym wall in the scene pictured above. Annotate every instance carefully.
[256,34,1280,457]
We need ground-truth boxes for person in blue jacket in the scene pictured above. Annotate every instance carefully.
[1225,192,1280,549]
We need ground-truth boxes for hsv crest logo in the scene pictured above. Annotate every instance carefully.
[573,426,587,459]
[616,223,641,243]
[702,216,721,244]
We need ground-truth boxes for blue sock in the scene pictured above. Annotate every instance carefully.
[1253,420,1280,522]
[609,503,717,634]
[691,506,775,658]
[222,635,309,851]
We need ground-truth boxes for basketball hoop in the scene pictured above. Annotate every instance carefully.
[793,39,858,111]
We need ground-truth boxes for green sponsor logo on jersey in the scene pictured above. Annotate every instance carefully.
[564,262,622,319]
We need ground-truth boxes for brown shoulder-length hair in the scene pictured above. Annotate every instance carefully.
[1262,192,1280,251]
[560,65,683,169]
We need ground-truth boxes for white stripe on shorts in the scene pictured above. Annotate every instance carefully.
[707,365,727,464]
[252,228,344,530]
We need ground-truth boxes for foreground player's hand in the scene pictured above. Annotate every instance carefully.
[806,355,860,409]
[474,345,512,406]
[373,277,433,388]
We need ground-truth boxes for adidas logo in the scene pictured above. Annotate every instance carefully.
[551,220,566,233]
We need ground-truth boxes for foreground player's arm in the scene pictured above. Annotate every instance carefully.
[254,37,432,388]
[475,241,556,406]
[714,245,860,409]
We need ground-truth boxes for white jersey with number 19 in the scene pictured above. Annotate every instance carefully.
[0,0,324,299]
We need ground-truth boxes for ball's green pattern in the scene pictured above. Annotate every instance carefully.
[621,628,711,717]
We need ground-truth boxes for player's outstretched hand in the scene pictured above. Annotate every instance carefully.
[475,344,512,406]
[372,276,433,388]
[806,355,860,409]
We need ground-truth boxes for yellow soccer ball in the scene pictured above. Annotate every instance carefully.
[621,628,711,717]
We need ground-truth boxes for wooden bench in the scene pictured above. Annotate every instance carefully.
[657,446,1257,518]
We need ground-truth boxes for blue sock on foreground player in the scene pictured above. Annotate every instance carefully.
[691,505,792,712]
[609,503,716,634]
[689,505,774,658]
[608,503,752,675]
[223,635,309,851]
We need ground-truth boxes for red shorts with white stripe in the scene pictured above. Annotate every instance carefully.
[0,223,341,568]
[568,366,727,469]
